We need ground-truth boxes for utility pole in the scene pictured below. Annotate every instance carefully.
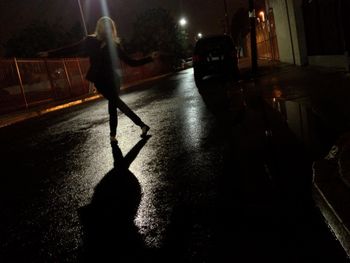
[223,0,230,35]
[77,0,88,36]
[284,0,295,65]
[249,0,258,74]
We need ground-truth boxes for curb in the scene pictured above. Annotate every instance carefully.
[312,159,350,258]
[0,95,102,129]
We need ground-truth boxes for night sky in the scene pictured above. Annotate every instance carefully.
[0,0,249,50]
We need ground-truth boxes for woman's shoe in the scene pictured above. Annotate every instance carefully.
[140,125,150,138]
[110,135,118,143]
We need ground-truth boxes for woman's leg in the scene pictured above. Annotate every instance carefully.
[115,96,150,138]
[115,96,144,127]
[108,97,118,137]
[94,81,119,138]
[94,80,149,138]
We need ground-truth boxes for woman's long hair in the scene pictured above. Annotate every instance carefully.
[93,16,120,45]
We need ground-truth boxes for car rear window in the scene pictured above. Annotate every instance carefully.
[195,36,234,54]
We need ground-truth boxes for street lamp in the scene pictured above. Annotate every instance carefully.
[179,17,187,27]
[249,0,258,74]
[197,33,203,38]
[77,0,88,36]
[259,11,265,22]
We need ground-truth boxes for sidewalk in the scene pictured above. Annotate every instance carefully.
[312,133,350,257]
[239,60,350,258]
[0,73,171,129]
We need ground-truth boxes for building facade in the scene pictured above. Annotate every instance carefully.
[266,0,350,69]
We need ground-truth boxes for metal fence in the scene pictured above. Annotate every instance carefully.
[256,21,279,61]
[0,57,168,114]
[244,9,280,61]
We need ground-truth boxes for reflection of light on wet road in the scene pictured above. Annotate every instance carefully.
[132,69,210,247]
[182,104,203,147]
[272,85,283,98]
[272,97,282,112]
[51,68,213,250]
[175,69,206,148]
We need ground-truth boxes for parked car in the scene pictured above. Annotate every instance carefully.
[192,34,240,88]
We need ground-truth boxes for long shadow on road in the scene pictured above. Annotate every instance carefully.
[78,136,154,262]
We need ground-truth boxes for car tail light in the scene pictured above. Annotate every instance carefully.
[192,55,203,63]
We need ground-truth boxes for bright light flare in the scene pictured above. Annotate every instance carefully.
[179,18,187,27]
[259,11,265,22]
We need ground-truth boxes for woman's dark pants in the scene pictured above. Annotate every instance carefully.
[94,81,144,137]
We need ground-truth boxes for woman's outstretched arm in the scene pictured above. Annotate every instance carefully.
[117,46,159,67]
[38,37,87,58]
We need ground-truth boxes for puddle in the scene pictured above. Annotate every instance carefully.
[270,97,339,159]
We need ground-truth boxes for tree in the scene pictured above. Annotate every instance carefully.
[231,8,250,47]
[127,8,187,66]
[4,21,84,58]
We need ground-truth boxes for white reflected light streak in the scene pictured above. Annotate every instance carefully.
[99,0,110,17]
[181,72,203,146]
[99,0,121,87]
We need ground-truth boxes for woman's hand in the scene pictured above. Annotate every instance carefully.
[37,51,49,58]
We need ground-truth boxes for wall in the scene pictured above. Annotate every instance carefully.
[302,0,349,70]
[267,0,308,65]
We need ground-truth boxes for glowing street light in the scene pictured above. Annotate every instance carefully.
[197,33,203,38]
[179,17,187,27]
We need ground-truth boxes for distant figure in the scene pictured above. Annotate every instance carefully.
[39,16,159,143]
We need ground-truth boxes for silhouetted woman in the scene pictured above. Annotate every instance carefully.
[39,16,158,142]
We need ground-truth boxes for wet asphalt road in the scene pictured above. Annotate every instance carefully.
[0,69,349,262]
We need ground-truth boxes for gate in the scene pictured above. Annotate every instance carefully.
[245,8,280,61]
